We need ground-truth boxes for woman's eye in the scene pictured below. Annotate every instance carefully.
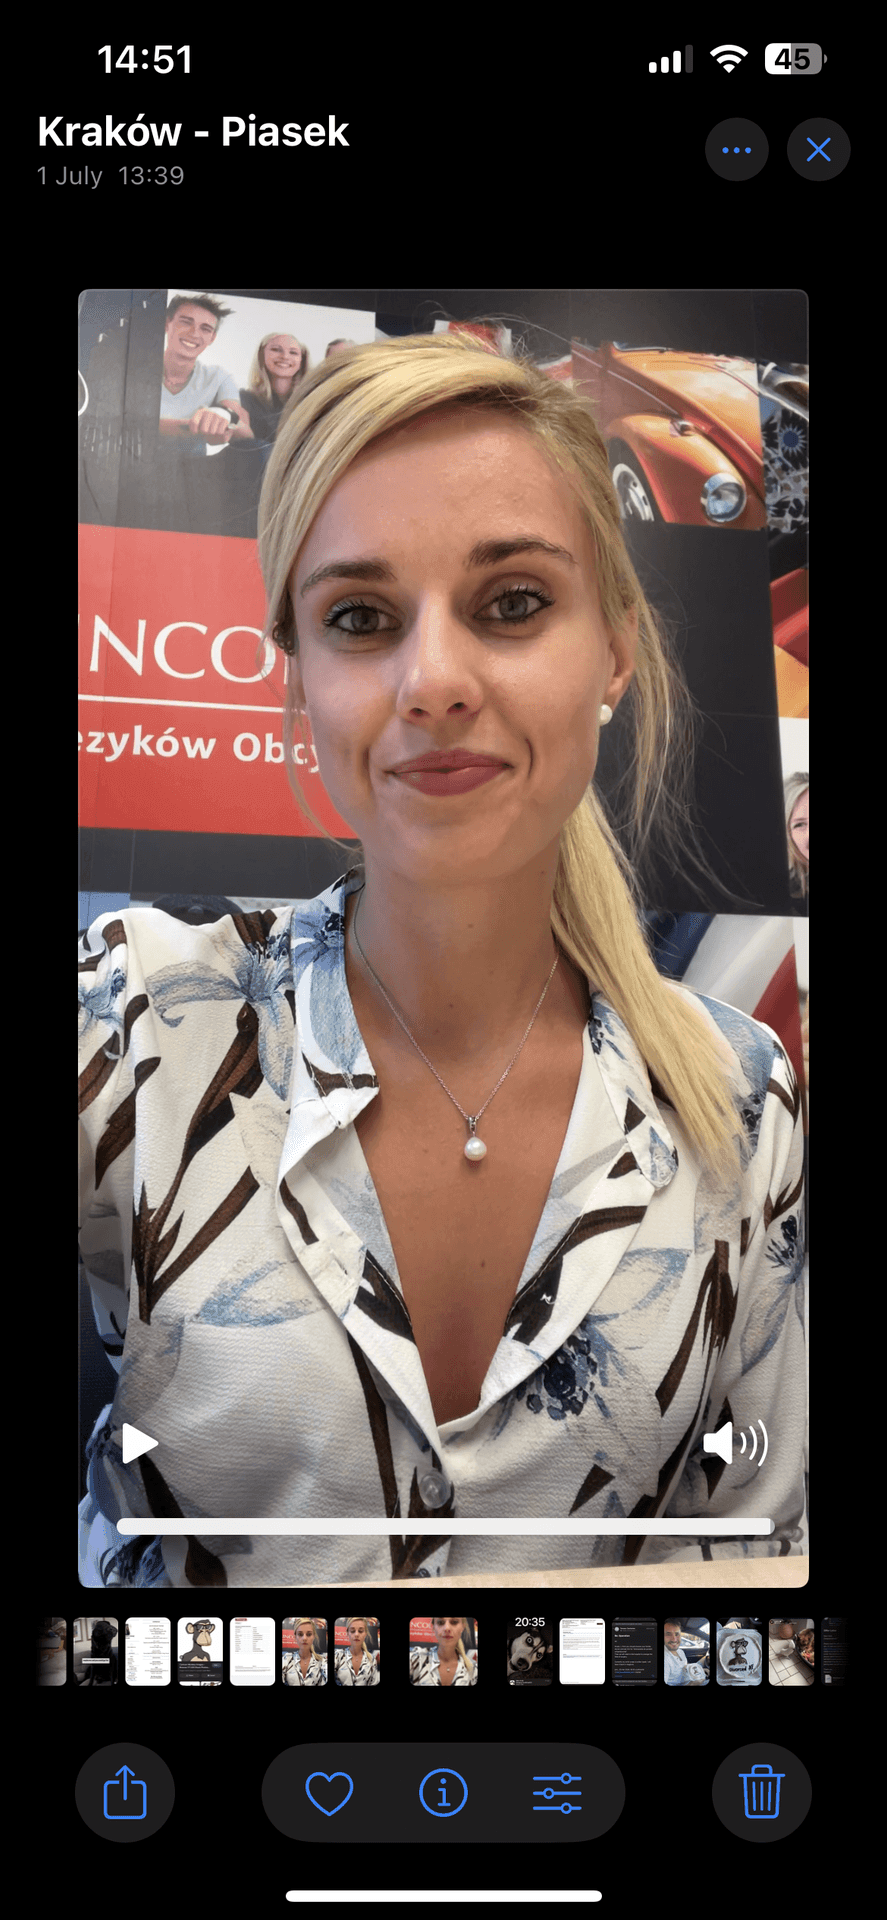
[321,599,394,636]
[321,584,553,638]
[482,585,553,623]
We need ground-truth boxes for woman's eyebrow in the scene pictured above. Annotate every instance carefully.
[299,537,577,598]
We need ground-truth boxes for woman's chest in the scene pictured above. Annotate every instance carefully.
[354,1061,580,1425]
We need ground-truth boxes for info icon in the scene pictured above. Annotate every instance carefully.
[706,119,769,180]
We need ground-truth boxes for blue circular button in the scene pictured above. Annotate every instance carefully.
[706,119,768,180]
[419,1767,468,1816]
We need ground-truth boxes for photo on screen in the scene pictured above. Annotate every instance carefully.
[715,1618,764,1685]
[611,1618,656,1686]
[79,291,808,1592]
[333,1616,381,1687]
[821,1618,847,1685]
[409,1616,477,1687]
[558,1617,605,1685]
[36,1618,67,1687]
[230,1616,275,1685]
[662,1618,709,1685]
[768,1617,814,1686]
[177,1616,224,1686]
[124,1616,171,1686]
[73,1616,118,1685]
[282,1616,328,1687]
[507,1617,554,1686]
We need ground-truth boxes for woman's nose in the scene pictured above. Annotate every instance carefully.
[395,605,484,719]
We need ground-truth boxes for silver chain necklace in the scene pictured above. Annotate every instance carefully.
[352,886,559,1164]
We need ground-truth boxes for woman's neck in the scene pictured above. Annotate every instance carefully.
[345,853,587,1065]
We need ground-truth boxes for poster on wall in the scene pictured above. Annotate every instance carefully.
[79,292,373,887]
[78,288,808,1106]
[79,289,806,1113]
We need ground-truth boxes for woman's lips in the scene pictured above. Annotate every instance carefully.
[393,763,506,796]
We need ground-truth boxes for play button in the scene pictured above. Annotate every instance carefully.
[122,1424,159,1465]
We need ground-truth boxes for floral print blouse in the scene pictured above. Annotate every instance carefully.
[282,1651,327,1687]
[334,1648,379,1686]
[410,1644,478,1686]
[78,868,806,1588]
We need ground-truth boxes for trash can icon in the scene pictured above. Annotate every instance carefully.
[739,1763,785,1819]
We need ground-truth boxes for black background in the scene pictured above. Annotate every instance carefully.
[60,16,838,1908]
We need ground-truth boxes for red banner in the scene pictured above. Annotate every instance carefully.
[78,523,355,839]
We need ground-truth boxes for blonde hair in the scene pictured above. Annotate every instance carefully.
[294,1616,316,1636]
[784,771,809,899]
[433,1615,475,1677]
[247,332,309,407]
[345,1616,368,1635]
[258,330,747,1184]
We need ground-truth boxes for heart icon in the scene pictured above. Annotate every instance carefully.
[305,1771,354,1816]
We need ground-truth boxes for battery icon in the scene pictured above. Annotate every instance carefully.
[648,46,693,72]
[765,43,825,73]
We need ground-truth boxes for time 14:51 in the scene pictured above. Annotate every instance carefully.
[99,46,191,73]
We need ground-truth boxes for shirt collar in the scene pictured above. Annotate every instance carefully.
[280,866,677,1192]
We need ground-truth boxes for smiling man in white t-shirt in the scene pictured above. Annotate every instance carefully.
[159,293,251,453]
[664,1618,707,1685]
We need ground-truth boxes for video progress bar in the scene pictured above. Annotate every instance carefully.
[117,1517,774,1536]
[286,1897,602,1906]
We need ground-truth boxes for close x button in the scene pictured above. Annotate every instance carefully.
[263,1744,625,1843]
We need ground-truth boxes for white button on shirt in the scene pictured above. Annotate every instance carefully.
[417,1472,451,1510]
[78,868,807,1588]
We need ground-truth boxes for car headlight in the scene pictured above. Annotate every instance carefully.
[701,473,746,521]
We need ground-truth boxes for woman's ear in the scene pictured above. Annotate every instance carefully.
[287,655,307,710]
[607,605,638,709]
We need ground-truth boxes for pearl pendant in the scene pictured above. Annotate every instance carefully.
[464,1132,487,1162]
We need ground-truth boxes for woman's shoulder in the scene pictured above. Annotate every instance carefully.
[79,903,297,1030]
[78,902,311,1116]
[662,980,798,1104]
[79,900,299,967]
[77,868,359,979]
[239,386,271,418]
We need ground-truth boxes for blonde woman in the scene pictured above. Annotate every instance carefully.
[78,331,806,1587]
[238,332,308,456]
[282,1617,327,1687]
[410,1617,477,1687]
[334,1617,379,1686]
[784,772,809,911]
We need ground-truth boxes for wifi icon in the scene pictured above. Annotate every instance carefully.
[710,44,748,71]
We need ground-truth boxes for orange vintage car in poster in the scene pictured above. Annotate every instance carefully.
[569,342,766,526]
[543,342,807,535]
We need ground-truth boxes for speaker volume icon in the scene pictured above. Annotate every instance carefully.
[703,1419,769,1466]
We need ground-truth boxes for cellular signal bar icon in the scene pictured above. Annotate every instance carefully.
[648,46,693,72]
